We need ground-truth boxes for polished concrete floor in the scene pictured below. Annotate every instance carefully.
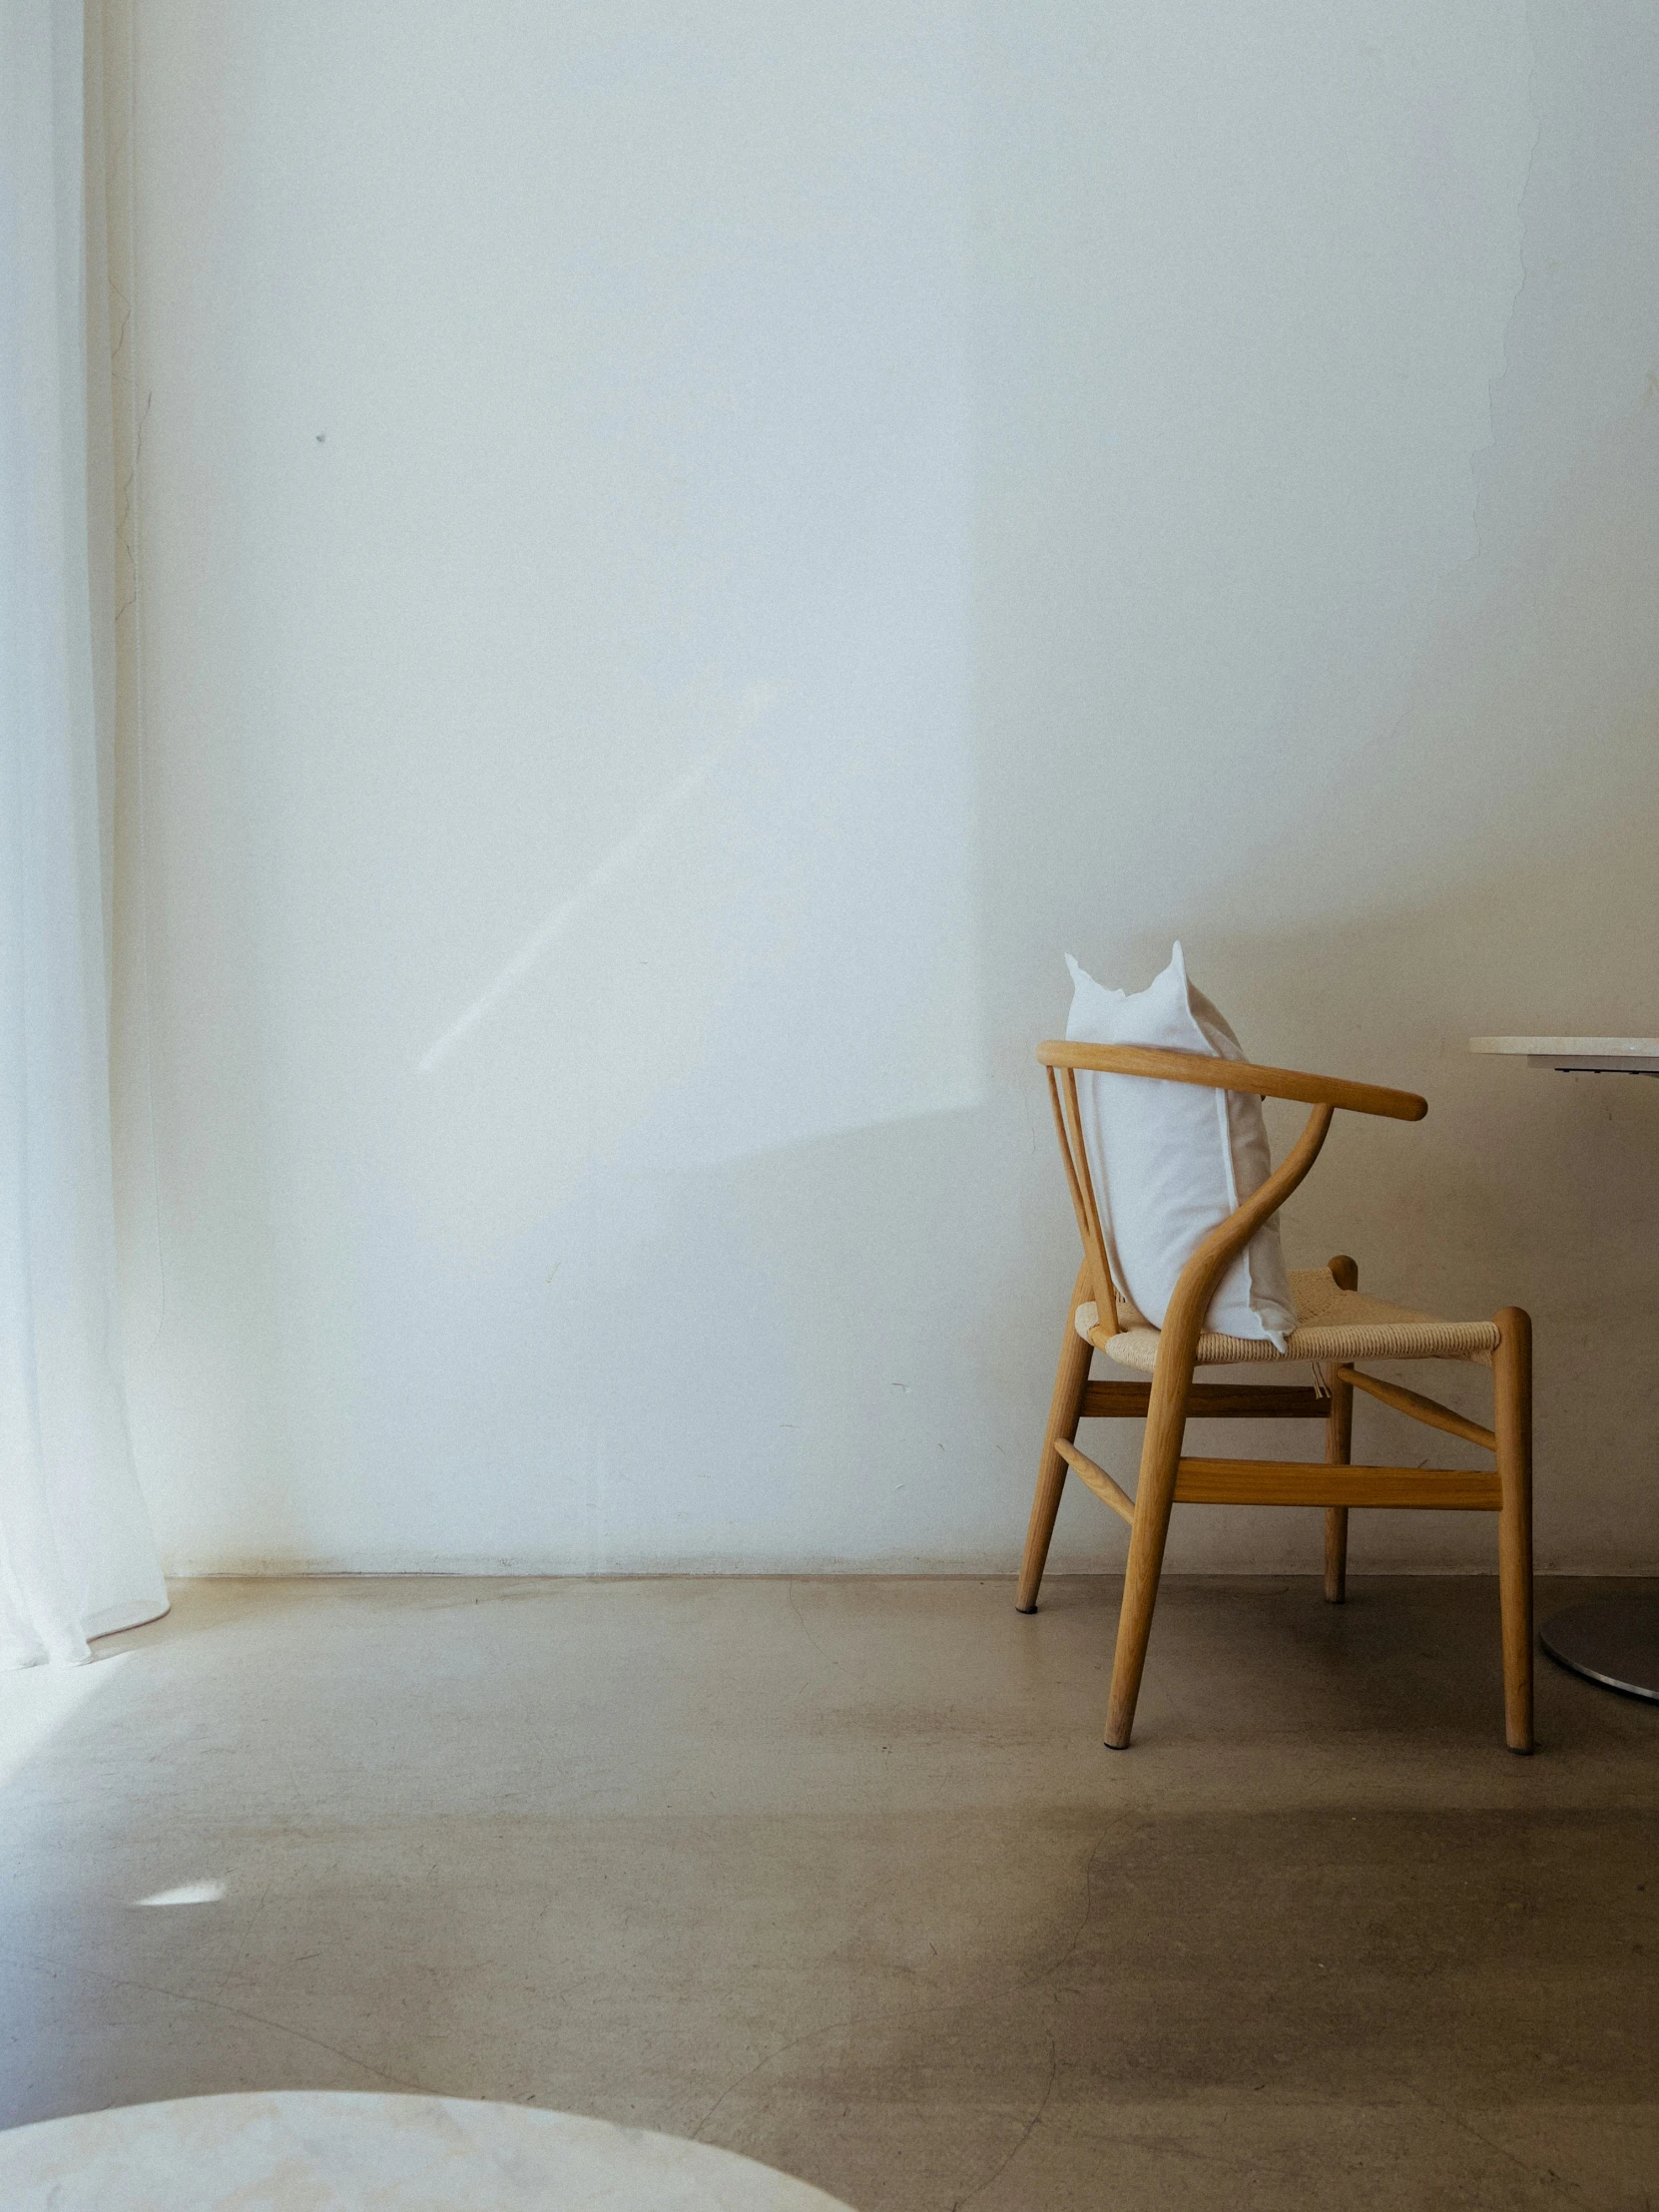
[3,1573,1656,2209]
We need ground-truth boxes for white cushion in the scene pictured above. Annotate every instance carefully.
[1064,944,1297,1348]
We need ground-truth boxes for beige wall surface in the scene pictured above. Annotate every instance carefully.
[115,2,1659,1576]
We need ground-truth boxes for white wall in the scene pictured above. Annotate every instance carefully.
[116,2,1659,1577]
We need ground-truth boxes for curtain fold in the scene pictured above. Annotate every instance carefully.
[0,0,167,1665]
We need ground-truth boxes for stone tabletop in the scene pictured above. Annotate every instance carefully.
[1469,1036,1659,1071]
[0,2092,858,2211]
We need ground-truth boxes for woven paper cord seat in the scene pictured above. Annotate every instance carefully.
[1076,1264,1501,1371]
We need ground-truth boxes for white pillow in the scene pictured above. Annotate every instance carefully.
[1063,943,1297,1348]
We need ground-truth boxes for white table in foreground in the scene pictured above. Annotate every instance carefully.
[1471,1034,1659,1704]
[0,2092,857,2212]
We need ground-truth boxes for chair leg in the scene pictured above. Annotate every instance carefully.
[1103,1358,1189,1748]
[1016,1261,1094,1613]
[1493,1307,1534,1754]
[1324,1256,1359,1602]
[1323,1509,1351,1606]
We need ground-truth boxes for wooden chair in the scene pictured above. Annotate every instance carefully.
[1018,1041,1534,1753]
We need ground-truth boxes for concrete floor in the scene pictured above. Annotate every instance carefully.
[2,1574,1656,2210]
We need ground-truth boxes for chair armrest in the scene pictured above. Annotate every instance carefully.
[1036,1041,1426,1123]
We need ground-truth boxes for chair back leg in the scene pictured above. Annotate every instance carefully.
[1323,1255,1359,1601]
[1323,1506,1351,1604]
[1016,1262,1094,1612]
[1493,1306,1534,1753]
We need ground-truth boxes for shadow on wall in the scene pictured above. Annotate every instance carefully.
[337,801,1659,1583]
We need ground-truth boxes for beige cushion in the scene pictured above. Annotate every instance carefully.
[1075,1265,1499,1371]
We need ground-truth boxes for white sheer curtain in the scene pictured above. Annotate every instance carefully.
[0,0,167,1664]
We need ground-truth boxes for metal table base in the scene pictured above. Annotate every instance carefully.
[1539,1596,1659,1704]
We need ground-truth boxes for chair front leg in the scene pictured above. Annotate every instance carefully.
[1493,1307,1534,1754]
[1017,1262,1094,1613]
[1104,1338,1192,1748]
[1094,1099,1333,1748]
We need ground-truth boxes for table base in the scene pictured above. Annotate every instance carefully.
[1539,1596,1659,1704]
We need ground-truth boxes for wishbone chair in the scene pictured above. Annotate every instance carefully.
[1018,1042,1533,1753]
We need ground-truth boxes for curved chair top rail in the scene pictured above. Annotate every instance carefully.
[1037,1040,1427,1123]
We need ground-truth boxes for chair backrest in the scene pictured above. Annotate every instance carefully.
[1035,1041,1425,1337]
[1040,1050,1125,1328]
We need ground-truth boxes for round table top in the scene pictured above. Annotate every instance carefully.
[1469,1036,1659,1072]
[0,2092,857,2211]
